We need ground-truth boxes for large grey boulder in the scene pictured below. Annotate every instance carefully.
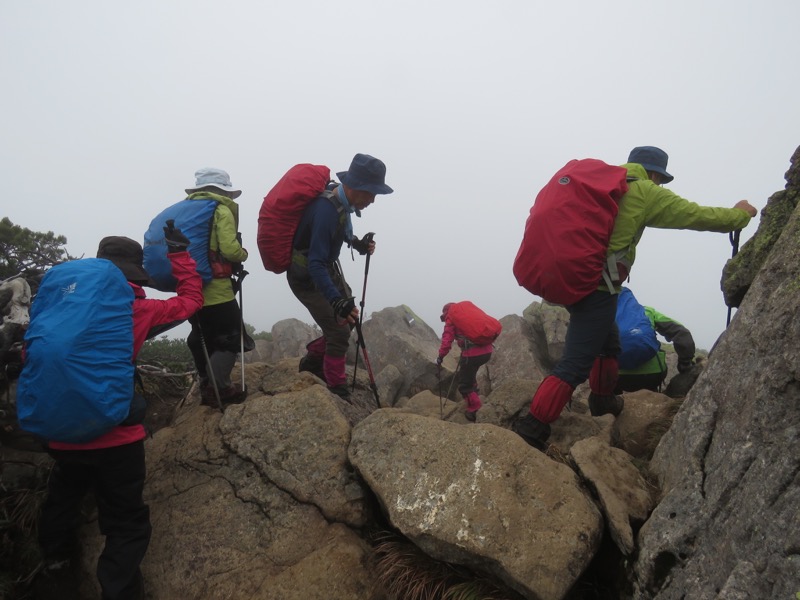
[485,314,547,391]
[219,388,371,527]
[634,166,800,599]
[359,305,445,403]
[244,318,318,364]
[522,300,570,368]
[349,410,603,600]
[612,389,683,460]
[571,436,654,556]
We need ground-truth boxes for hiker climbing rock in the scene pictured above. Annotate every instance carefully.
[436,301,501,422]
[19,232,203,599]
[615,287,697,393]
[512,146,757,451]
[262,154,393,400]
[149,167,251,407]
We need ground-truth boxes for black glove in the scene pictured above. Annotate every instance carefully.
[350,235,371,256]
[677,359,694,374]
[163,220,191,253]
[331,297,356,319]
[436,356,444,367]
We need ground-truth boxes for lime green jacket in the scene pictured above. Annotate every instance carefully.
[187,192,248,307]
[605,163,752,287]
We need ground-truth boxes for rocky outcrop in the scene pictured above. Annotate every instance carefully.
[634,149,800,599]
[722,144,800,307]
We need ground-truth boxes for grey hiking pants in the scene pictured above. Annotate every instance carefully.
[287,261,352,357]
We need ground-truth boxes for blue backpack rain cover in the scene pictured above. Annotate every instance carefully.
[17,259,135,443]
[143,198,218,291]
[616,287,660,370]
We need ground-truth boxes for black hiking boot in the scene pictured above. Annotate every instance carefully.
[200,383,248,408]
[512,414,551,452]
[588,393,624,417]
[327,384,351,401]
[299,354,326,382]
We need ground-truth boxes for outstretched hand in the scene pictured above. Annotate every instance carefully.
[733,200,757,218]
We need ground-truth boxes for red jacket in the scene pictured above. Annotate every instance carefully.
[49,251,204,450]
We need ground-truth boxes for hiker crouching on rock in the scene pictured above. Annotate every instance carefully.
[290,153,393,400]
[513,145,758,451]
[36,233,203,599]
[182,168,251,407]
[436,303,497,422]
[616,299,697,394]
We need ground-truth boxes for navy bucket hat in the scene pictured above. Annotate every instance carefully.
[337,154,393,195]
[628,146,674,183]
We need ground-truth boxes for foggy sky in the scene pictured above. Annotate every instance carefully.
[2,0,798,350]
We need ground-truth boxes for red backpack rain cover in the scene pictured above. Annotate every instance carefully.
[257,164,331,273]
[512,159,629,305]
[447,301,502,346]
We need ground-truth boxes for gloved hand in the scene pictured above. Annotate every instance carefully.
[163,220,191,253]
[677,359,694,374]
[435,356,443,367]
[350,235,371,256]
[331,296,356,320]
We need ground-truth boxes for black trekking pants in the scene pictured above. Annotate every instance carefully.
[39,441,151,600]
[457,352,492,397]
[187,299,243,389]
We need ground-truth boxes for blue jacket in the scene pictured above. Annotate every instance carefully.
[292,191,349,302]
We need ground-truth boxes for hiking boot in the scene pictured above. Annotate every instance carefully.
[464,410,477,423]
[299,354,326,382]
[511,413,551,451]
[327,384,351,401]
[588,392,624,417]
[200,383,248,408]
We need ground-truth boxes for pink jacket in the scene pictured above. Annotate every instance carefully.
[438,321,493,359]
[49,251,204,451]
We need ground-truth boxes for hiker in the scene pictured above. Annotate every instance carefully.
[616,301,696,394]
[436,302,498,422]
[513,145,758,450]
[181,168,250,406]
[289,153,393,399]
[34,232,203,599]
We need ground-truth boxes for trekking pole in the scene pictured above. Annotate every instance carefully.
[352,232,375,393]
[353,319,379,406]
[198,326,223,411]
[437,364,444,419]
[726,229,741,327]
[235,267,249,392]
[445,360,461,402]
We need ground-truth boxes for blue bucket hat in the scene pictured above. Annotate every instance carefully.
[337,154,393,195]
[627,146,674,183]
[185,167,242,198]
